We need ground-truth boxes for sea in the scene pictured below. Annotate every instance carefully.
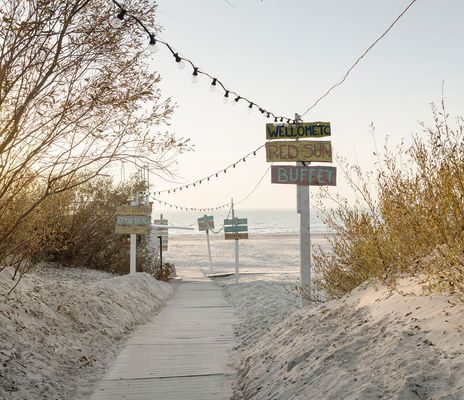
[154,208,329,236]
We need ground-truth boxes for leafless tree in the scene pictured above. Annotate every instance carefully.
[0,0,190,273]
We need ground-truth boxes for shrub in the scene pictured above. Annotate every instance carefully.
[314,103,464,298]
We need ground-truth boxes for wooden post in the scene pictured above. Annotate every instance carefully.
[231,198,239,284]
[130,199,137,275]
[295,113,311,306]
[158,235,163,269]
[206,229,213,273]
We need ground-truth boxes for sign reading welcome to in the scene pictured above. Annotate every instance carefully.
[266,122,331,139]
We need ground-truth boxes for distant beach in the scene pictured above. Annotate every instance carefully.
[166,232,333,282]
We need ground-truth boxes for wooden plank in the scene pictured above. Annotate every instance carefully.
[116,205,152,216]
[198,220,214,231]
[265,140,332,162]
[89,275,237,400]
[224,232,248,240]
[116,215,151,226]
[271,165,337,186]
[224,218,247,226]
[266,122,331,139]
[115,225,150,235]
[224,225,248,233]
[198,215,214,222]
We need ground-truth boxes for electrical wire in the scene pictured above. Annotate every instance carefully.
[235,165,271,205]
[300,0,418,117]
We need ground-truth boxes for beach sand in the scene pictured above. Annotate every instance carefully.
[3,233,464,400]
[167,232,331,281]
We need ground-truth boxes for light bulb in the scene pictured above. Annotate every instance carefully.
[149,43,158,54]
[210,78,217,92]
[177,60,185,69]
[222,95,229,104]
[148,35,158,54]
[110,16,123,28]
[191,67,199,83]
[110,10,126,29]
[247,106,252,113]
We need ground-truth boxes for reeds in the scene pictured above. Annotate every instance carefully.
[314,103,464,298]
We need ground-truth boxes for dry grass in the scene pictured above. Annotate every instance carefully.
[314,103,464,299]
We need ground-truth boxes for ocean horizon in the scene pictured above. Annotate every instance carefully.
[153,208,329,236]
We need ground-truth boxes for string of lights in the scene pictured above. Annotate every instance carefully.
[210,205,233,235]
[109,0,293,123]
[152,198,231,212]
[152,144,264,196]
[300,0,418,117]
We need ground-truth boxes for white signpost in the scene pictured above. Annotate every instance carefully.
[224,199,248,284]
[265,114,336,306]
[198,215,214,273]
[115,200,152,276]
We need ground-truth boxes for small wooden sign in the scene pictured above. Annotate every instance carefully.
[225,232,249,240]
[115,205,152,235]
[224,225,248,233]
[115,225,150,235]
[198,215,215,231]
[115,204,152,216]
[116,215,151,226]
[154,219,168,251]
[224,218,248,225]
[224,217,248,240]
[271,165,337,186]
[265,141,332,163]
[266,122,331,140]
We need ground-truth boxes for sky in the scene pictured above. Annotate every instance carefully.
[131,0,464,211]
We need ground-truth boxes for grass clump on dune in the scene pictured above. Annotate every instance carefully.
[315,103,464,298]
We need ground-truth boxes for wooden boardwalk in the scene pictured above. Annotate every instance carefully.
[90,271,237,400]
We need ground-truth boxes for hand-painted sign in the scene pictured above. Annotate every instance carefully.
[115,204,152,216]
[224,218,248,225]
[265,141,332,163]
[266,122,331,140]
[271,165,337,186]
[116,215,151,226]
[115,204,152,235]
[224,225,248,233]
[198,215,215,231]
[225,232,249,240]
[153,218,168,251]
[115,225,150,235]
[224,217,248,240]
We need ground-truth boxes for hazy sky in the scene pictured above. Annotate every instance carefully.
[139,0,464,211]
